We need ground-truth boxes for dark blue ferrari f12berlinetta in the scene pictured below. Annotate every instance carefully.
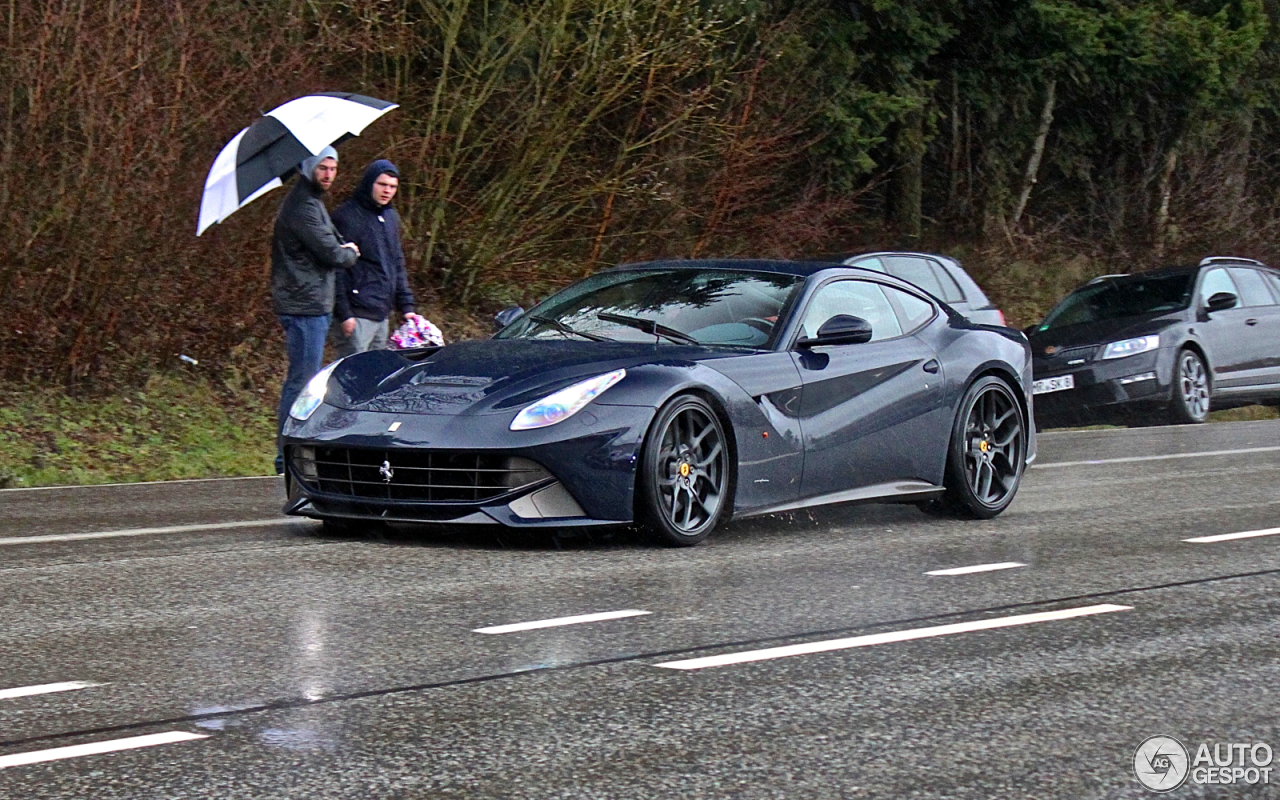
[282,260,1036,546]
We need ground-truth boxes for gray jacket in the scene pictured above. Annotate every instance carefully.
[270,177,358,316]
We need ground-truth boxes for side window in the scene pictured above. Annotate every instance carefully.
[928,262,966,304]
[1263,270,1280,303]
[1199,268,1239,303]
[883,286,936,333]
[1228,268,1277,307]
[849,257,887,273]
[799,280,903,342]
[883,256,945,298]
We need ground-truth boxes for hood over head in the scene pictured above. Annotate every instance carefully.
[355,159,400,211]
[298,146,339,188]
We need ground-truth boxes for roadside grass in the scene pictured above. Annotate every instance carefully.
[0,374,276,489]
[1207,404,1280,423]
[1038,403,1278,433]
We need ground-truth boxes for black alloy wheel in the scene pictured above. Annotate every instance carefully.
[1169,349,1210,424]
[639,395,729,546]
[938,375,1026,519]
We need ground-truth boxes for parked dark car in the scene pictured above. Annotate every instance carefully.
[1028,257,1280,427]
[843,251,1007,326]
[281,259,1036,546]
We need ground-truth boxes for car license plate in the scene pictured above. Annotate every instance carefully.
[1032,374,1074,395]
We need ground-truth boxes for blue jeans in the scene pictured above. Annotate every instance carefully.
[276,313,331,472]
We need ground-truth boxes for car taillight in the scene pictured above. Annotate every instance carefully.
[995,310,1007,327]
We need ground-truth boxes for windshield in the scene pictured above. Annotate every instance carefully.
[496,269,804,348]
[1038,273,1193,331]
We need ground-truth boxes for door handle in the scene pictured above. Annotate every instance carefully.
[1246,318,1258,326]
[922,359,941,374]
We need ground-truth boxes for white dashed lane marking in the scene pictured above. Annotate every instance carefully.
[654,604,1133,670]
[1185,526,1280,544]
[473,609,652,634]
[0,731,209,769]
[925,562,1027,576]
[0,681,104,701]
[0,518,305,546]
[1033,445,1280,469]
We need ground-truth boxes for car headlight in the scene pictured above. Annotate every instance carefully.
[510,369,626,431]
[1101,334,1160,360]
[289,361,341,421]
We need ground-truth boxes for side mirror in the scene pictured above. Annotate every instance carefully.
[798,315,873,347]
[493,306,525,331]
[1205,292,1237,313]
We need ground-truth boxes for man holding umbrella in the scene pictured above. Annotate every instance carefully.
[271,146,359,473]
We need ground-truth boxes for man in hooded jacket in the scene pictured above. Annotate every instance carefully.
[271,146,359,473]
[331,159,421,356]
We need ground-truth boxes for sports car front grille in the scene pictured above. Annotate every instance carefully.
[291,446,550,503]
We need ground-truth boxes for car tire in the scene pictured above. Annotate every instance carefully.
[637,394,730,547]
[1169,349,1210,424]
[936,375,1027,519]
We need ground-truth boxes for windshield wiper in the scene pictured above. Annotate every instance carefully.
[529,315,611,342]
[597,312,700,345]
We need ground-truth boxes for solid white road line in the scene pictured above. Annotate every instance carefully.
[0,681,103,701]
[0,475,277,493]
[0,731,208,770]
[473,609,652,634]
[0,518,305,547]
[925,562,1027,576]
[1185,526,1280,544]
[654,603,1133,670]
[1034,445,1280,469]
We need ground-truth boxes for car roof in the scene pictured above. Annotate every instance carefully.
[1086,257,1273,285]
[1080,262,1269,286]
[843,250,960,267]
[608,258,854,278]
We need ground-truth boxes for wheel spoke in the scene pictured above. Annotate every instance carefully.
[668,485,687,524]
[681,488,695,527]
[695,442,722,468]
[993,468,1013,493]
[992,405,1016,429]
[690,419,716,449]
[993,422,1021,447]
[976,461,993,502]
[692,489,719,516]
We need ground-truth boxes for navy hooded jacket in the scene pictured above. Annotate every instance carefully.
[331,160,416,322]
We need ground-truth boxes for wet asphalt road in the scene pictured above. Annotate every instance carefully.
[1,420,1278,799]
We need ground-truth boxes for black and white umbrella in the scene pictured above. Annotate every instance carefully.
[197,92,398,235]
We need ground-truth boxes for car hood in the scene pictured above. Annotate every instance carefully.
[1027,313,1177,354]
[327,339,730,415]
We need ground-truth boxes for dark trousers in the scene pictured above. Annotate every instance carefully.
[276,313,331,471]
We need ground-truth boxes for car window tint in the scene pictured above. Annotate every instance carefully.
[883,286,935,332]
[800,280,902,342]
[1227,268,1277,307]
[1199,268,1240,303]
[883,256,945,298]
[929,262,966,303]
